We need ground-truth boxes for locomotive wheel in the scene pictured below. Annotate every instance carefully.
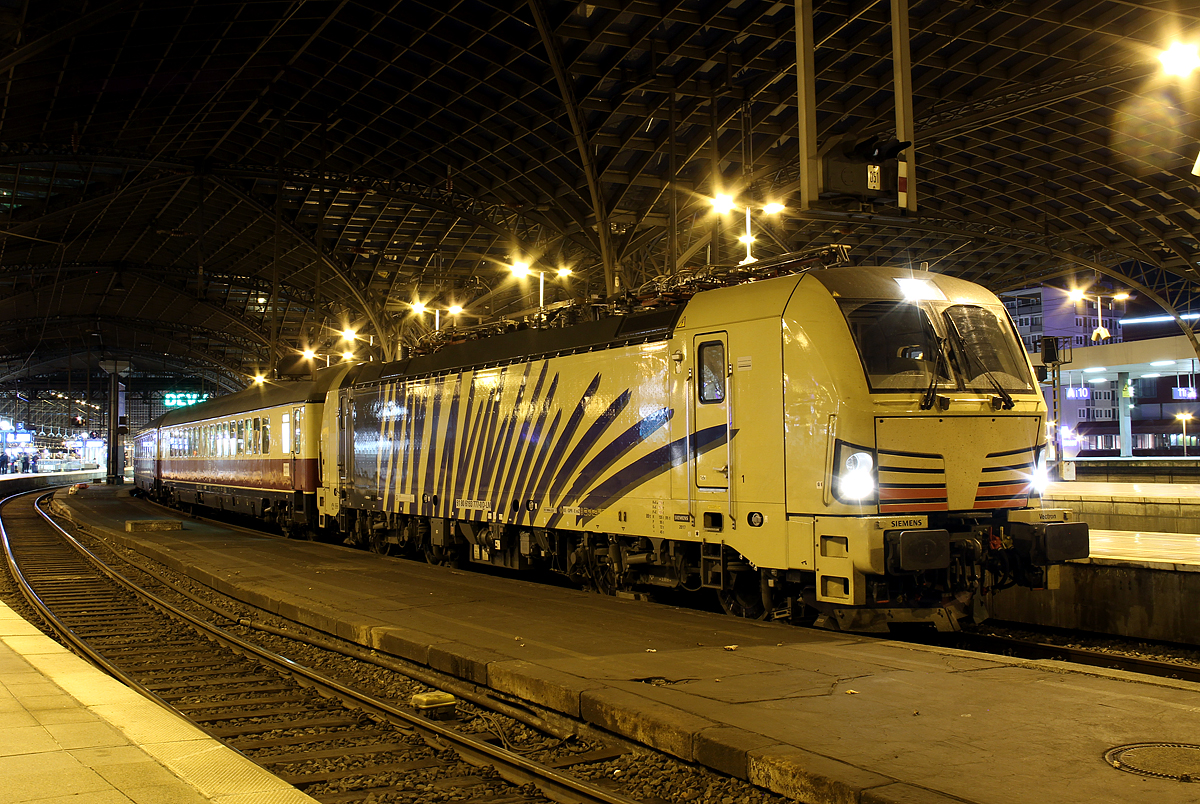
[718,571,768,619]
[423,542,461,566]
[369,529,396,556]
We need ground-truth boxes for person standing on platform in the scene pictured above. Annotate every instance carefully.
[0,452,7,474]
[30,453,38,473]
[20,453,29,473]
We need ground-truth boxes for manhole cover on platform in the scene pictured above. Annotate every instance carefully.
[1105,743,1200,782]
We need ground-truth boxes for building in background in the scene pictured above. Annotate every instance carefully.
[1001,285,1127,355]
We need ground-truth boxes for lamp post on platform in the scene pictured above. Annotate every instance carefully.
[1177,412,1193,457]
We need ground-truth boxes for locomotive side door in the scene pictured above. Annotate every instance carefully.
[693,333,730,492]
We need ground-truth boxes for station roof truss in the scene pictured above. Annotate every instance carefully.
[1,0,1200,393]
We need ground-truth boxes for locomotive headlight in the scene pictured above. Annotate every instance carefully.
[837,449,877,501]
[1031,453,1050,496]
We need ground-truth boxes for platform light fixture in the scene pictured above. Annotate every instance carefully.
[302,349,315,359]
[1177,412,1194,457]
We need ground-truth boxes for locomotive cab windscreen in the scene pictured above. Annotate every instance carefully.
[827,274,1035,397]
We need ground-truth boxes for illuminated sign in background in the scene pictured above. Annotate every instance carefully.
[1065,387,1090,400]
[164,392,209,408]
[1173,387,1198,400]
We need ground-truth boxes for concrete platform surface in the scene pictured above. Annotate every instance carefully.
[1044,480,1200,536]
[0,600,318,804]
[49,485,1200,804]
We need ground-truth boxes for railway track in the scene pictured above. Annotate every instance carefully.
[0,488,660,804]
[946,630,1200,684]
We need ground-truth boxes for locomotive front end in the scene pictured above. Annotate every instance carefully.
[783,267,1089,631]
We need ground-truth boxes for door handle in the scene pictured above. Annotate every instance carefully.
[716,464,729,476]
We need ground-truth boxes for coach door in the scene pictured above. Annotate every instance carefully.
[287,406,302,489]
[693,333,730,491]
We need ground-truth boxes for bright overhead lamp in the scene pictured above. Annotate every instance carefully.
[1160,43,1200,77]
[1142,373,1162,378]
[342,351,354,360]
[511,261,531,277]
[1083,366,1107,373]
[448,305,463,315]
[711,194,735,214]
[762,202,785,214]
[302,349,315,359]
[342,328,356,341]
[557,267,572,277]
[411,300,426,314]
[1087,377,1109,384]
[1151,360,1177,367]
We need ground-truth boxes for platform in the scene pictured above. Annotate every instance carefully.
[1044,480,1200,535]
[46,484,1200,804]
[0,599,317,804]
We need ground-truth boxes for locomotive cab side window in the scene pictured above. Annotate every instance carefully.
[698,341,726,403]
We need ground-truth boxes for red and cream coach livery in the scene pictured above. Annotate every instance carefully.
[134,365,353,537]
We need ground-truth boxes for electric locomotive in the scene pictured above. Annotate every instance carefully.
[322,253,1088,631]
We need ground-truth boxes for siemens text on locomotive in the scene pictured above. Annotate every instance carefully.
[134,252,1089,632]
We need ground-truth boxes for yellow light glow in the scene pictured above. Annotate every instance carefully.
[448,305,463,315]
[342,351,354,360]
[511,261,531,277]
[738,233,756,244]
[557,267,572,277]
[342,328,356,340]
[1177,412,1194,421]
[1068,288,1086,302]
[253,375,264,385]
[1113,292,1130,301]
[302,349,315,359]
[711,194,735,214]
[762,202,785,215]
[411,300,426,314]
[1160,43,1200,77]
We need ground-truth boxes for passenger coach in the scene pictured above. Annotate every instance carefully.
[135,365,353,537]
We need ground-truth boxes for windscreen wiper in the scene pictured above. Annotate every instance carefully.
[943,315,1015,410]
[920,336,948,411]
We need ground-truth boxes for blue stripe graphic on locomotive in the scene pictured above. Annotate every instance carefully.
[485,362,533,497]
[545,390,632,505]
[545,406,674,528]
[515,406,562,525]
[454,377,482,506]
[499,362,551,511]
[530,373,602,503]
[423,378,445,510]
[571,423,732,526]
[436,377,463,507]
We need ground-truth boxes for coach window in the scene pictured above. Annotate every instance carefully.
[236,420,244,455]
[281,413,291,454]
[262,416,271,455]
[698,341,726,403]
[252,418,260,455]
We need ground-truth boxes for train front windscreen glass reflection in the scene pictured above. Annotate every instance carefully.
[839,299,1033,394]
[839,299,949,391]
